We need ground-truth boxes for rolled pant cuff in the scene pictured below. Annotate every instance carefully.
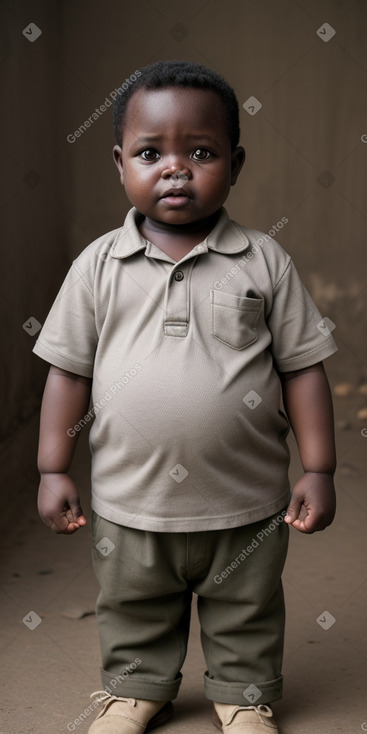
[101,668,182,701]
[204,672,283,705]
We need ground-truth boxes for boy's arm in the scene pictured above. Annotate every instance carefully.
[37,365,93,534]
[280,362,336,533]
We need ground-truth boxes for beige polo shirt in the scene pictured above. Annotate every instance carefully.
[33,207,337,531]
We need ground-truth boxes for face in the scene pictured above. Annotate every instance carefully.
[113,87,245,229]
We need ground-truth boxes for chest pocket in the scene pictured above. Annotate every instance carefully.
[210,289,263,350]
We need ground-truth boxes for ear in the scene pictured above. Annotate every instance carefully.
[230,146,245,185]
[113,145,124,185]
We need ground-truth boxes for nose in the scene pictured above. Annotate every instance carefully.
[161,162,191,181]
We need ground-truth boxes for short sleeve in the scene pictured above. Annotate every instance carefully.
[268,259,337,372]
[32,261,97,378]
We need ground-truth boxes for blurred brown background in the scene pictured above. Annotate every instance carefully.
[1,2,367,732]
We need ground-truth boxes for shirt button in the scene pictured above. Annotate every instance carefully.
[174,270,184,281]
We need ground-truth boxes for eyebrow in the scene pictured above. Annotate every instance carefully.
[134,136,162,144]
[134,134,219,145]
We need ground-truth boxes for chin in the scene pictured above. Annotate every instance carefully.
[156,209,196,222]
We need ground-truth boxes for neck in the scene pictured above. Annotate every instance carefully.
[138,209,222,240]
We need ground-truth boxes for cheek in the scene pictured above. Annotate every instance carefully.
[123,165,151,193]
[202,165,231,196]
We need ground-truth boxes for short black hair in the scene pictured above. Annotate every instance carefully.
[113,59,240,151]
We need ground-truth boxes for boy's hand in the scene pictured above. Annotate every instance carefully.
[284,472,336,533]
[38,473,87,534]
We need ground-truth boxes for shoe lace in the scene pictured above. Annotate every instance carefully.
[243,705,272,716]
[225,704,273,724]
[90,690,136,707]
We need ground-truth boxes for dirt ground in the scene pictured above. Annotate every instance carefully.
[1,361,367,734]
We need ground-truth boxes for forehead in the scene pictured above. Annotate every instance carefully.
[123,86,228,139]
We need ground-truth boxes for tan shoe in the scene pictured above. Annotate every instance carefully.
[88,691,173,733]
[213,702,278,733]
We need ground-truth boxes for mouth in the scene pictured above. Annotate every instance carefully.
[160,187,191,198]
[160,188,191,207]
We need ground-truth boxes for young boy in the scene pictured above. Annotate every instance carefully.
[33,60,337,734]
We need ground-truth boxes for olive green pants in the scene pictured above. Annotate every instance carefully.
[91,509,289,705]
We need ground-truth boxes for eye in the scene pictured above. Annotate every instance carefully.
[140,149,159,161]
[192,148,211,161]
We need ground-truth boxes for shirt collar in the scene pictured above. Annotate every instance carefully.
[109,206,250,259]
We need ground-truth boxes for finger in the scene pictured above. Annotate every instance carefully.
[292,518,315,533]
[49,512,79,534]
[284,496,303,524]
[53,520,81,534]
[68,496,85,522]
[65,508,74,523]
[301,511,328,533]
[63,522,82,534]
[49,515,70,533]
[75,515,87,526]
[293,511,322,533]
[65,509,86,527]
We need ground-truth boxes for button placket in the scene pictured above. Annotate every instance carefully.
[164,264,193,337]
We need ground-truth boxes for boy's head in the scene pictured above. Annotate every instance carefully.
[112,60,245,228]
[113,60,240,152]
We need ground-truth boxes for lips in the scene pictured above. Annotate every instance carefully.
[160,187,191,199]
